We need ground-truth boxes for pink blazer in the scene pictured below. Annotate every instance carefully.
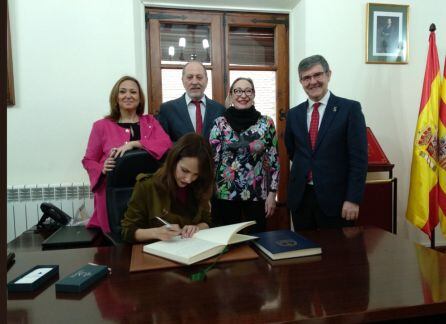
[82,115,172,233]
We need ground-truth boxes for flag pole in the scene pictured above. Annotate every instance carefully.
[431,228,435,248]
[430,22,436,249]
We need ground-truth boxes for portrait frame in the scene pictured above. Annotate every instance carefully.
[366,3,409,64]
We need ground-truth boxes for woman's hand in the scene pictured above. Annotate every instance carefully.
[181,225,200,238]
[113,141,142,158]
[265,192,276,218]
[134,225,181,242]
[155,224,181,241]
[102,155,116,174]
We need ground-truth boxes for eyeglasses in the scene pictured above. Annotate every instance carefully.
[300,71,326,83]
[233,88,254,97]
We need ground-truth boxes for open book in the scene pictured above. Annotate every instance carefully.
[143,221,256,265]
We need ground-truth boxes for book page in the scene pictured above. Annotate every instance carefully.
[145,236,219,258]
[228,233,257,244]
[194,221,256,245]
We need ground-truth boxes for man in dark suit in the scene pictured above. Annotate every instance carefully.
[285,55,368,230]
[157,61,225,142]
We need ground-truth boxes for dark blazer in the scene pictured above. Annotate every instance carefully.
[157,94,225,142]
[284,93,368,217]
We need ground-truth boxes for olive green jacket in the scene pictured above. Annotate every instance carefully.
[121,174,211,243]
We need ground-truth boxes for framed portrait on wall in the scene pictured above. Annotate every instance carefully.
[366,3,409,64]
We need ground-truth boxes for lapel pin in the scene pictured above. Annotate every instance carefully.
[333,106,337,112]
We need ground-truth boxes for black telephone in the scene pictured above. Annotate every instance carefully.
[37,202,71,229]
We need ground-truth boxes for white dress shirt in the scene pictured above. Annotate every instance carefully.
[306,91,331,130]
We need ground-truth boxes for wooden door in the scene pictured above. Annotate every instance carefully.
[224,12,290,229]
[146,9,290,229]
[146,8,224,112]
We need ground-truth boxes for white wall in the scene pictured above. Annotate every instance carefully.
[7,0,146,185]
[7,0,446,244]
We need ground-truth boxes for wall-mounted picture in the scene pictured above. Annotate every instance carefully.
[366,3,409,64]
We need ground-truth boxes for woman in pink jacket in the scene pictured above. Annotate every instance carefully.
[82,76,172,233]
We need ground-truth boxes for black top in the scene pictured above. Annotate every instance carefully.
[223,106,261,133]
[118,122,141,141]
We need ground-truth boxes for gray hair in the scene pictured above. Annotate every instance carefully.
[298,55,330,78]
[182,60,208,78]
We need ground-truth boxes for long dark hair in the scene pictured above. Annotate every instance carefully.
[153,133,214,208]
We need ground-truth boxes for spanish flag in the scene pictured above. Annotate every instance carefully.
[415,245,446,303]
[440,57,446,237]
[406,27,441,238]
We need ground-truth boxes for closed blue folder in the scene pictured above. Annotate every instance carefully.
[253,230,322,260]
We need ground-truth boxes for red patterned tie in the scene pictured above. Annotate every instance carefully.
[308,102,320,182]
[193,99,203,134]
[309,102,320,150]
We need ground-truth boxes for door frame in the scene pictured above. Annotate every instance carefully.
[146,8,290,228]
[146,8,225,113]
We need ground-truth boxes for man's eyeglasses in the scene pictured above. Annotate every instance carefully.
[300,71,326,83]
[233,88,254,97]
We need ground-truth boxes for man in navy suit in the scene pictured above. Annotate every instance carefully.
[285,55,368,229]
[158,61,225,142]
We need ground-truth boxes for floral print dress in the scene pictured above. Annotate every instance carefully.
[209,115,280,201]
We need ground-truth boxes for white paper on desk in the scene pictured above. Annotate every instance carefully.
[153,236,222,257]
[15,268,53,284]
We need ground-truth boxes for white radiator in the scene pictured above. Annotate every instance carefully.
[7,183,94,243]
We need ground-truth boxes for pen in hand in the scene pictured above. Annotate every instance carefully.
[156,216,172,229]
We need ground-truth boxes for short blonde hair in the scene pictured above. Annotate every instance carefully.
[226,77,255,108]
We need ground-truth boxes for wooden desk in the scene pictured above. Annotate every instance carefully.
[7,227,446,323]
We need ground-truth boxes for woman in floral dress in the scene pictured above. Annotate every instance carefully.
[209,77,279,232]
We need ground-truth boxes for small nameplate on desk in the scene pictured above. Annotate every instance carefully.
[55,264,108,293]
[8,265,59,292]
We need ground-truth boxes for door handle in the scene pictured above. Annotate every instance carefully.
[279,109,287,121]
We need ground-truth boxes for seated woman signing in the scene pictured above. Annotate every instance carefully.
[121,133,214,242]
[82,76,172,234]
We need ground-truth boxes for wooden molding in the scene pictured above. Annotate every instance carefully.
[7,7,15,106]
